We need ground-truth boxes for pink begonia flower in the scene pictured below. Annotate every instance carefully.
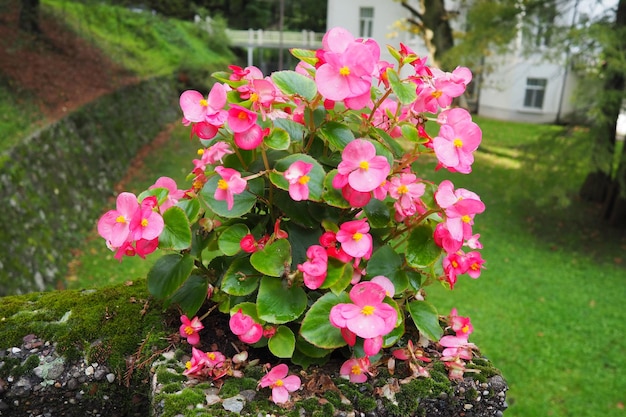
[259,364,301,404]
[179,315,204,346]
[129,196,164,242]
[433,118,482,174]
[337,139,390,193]
[227,104,258,133]
[284,160,313,201]
[466,233,483,250]
[363,335,384,356]
[319,231,353,263]
[183,346,210,376]
[336,219,373,259]
[433,222,463,254]
[435,180,485,242]
[204,82,228,126]
[297,245,328,289]
[179,90,208,123]
[214,166,247,210]
[449,308,473,338]
[443,252,467,289]
[370,275,395,297]
[339,357,371,383]
[191,121,219,141]
[97,192,139,248]
[329,281,398,339]
[150,176,186,213]
[205,351,226,368]
[388,172,426,219]
[437,107,472,128]
[233,124,266,150]
[204,141,234,165]
[337,178,372,208]
[113,237,158,261]
[315,28,376,101]
[229,309,263,344]
[465,251,486,279]
[439,335,476,361]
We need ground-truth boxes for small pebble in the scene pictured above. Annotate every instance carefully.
[84,366,94,376]
[106,373,115,383]
[464,404,474,410]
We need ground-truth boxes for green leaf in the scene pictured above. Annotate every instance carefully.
[250,239,292,277]
[221,257,261,296]
[200,175,265,218]
[269,154,326,202]
[271,70,318,101]
[405,224,443,268]
[367,245,408,294]
[264,128,291,150]
[268,326,296,358]
[168,274,208,317]
[321,258,353,295]
[147,253,194,299]
[273,118,308,143]
[256,276,307,324]
[322,170,351,208]
[383,319,405,347]
[289,48,319,66]
[138,187,169,206]
[300,292,351,349]
[319,121,355,151]
[363,198,391,228]
[401,124,419,143]
[218,224,250,256]
[387,68,417,104]
[176,198,201,224]
[295,335,333,358]
[159,206,192,250]
[407,300,443,341]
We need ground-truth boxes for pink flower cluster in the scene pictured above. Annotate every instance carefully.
[439,308,477,380]
[229,309,263,344]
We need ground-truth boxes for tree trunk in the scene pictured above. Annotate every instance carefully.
[19,0,41,34]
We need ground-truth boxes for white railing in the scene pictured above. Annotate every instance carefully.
[226,29,323,49]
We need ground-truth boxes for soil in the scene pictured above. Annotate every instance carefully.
[0,0,138,121]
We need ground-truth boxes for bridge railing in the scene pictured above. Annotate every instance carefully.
[226,29,324,49]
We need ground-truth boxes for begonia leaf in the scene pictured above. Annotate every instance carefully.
[221,257,261,296]
[295,335,333,358]
[273,118,308,143]
[319,121,355,151]
[268,326,296,358]
[322,170,351,208]
[387,68,417,105]
[200,175,265,218]
[264,127,290,150]
[138,187,169,206]
[269,153,326,202]
[159,206,192,250]
[147,253,194,299]
[367,245,408,294]
[289,48,319,66]
[273,191,321,228]
[176,198,201,223]
[405,224,443,268]
[168,274,208,317]
[256,276,307,324]
[320,258,353,295]
[300,292,351,349]
[271,70,318,101]
[401,124,419,143]
[218,223,250,256]
[285,221,323,266]
[407,300,443,341]
[363,198,391,228]
[250,238,292,277]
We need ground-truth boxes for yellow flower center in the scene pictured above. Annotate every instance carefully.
[432,90,442,98]
[218,179,229,190]
[274,379,284,387]
[184,325,194,335]
[299,175,310,185]
[197,148,205,156]
[397,184,409,195]
[453,139,463,148]
[250,92,259,102]
[339,66,351,76]
[361,305,375,316]
[351,365,362,375]
[470,262,480,271]
[115,215,126,223]
[451,260,459,268]
[238,110,248,120]
[359,161,369,170]
[185,361,192,370]
[207,352,216,360]
[461,215,471,223]
[461,324,470,334]
[199,99,208,107]
[141,218,149,227]
[353,232,363,241]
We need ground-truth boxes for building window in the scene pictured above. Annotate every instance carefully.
[523,78,547,109]
[359,7,374,38]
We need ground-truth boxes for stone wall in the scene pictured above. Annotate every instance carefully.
[0,77,179,295]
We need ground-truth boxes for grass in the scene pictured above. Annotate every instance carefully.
[67,115,626,417]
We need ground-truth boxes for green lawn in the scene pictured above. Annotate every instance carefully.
[67,116,626,417]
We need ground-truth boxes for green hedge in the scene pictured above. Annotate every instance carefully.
[0,77,179,295]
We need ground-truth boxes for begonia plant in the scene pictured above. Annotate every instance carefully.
[98,26,486,404]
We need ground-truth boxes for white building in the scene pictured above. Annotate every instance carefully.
[326,0,616,124]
